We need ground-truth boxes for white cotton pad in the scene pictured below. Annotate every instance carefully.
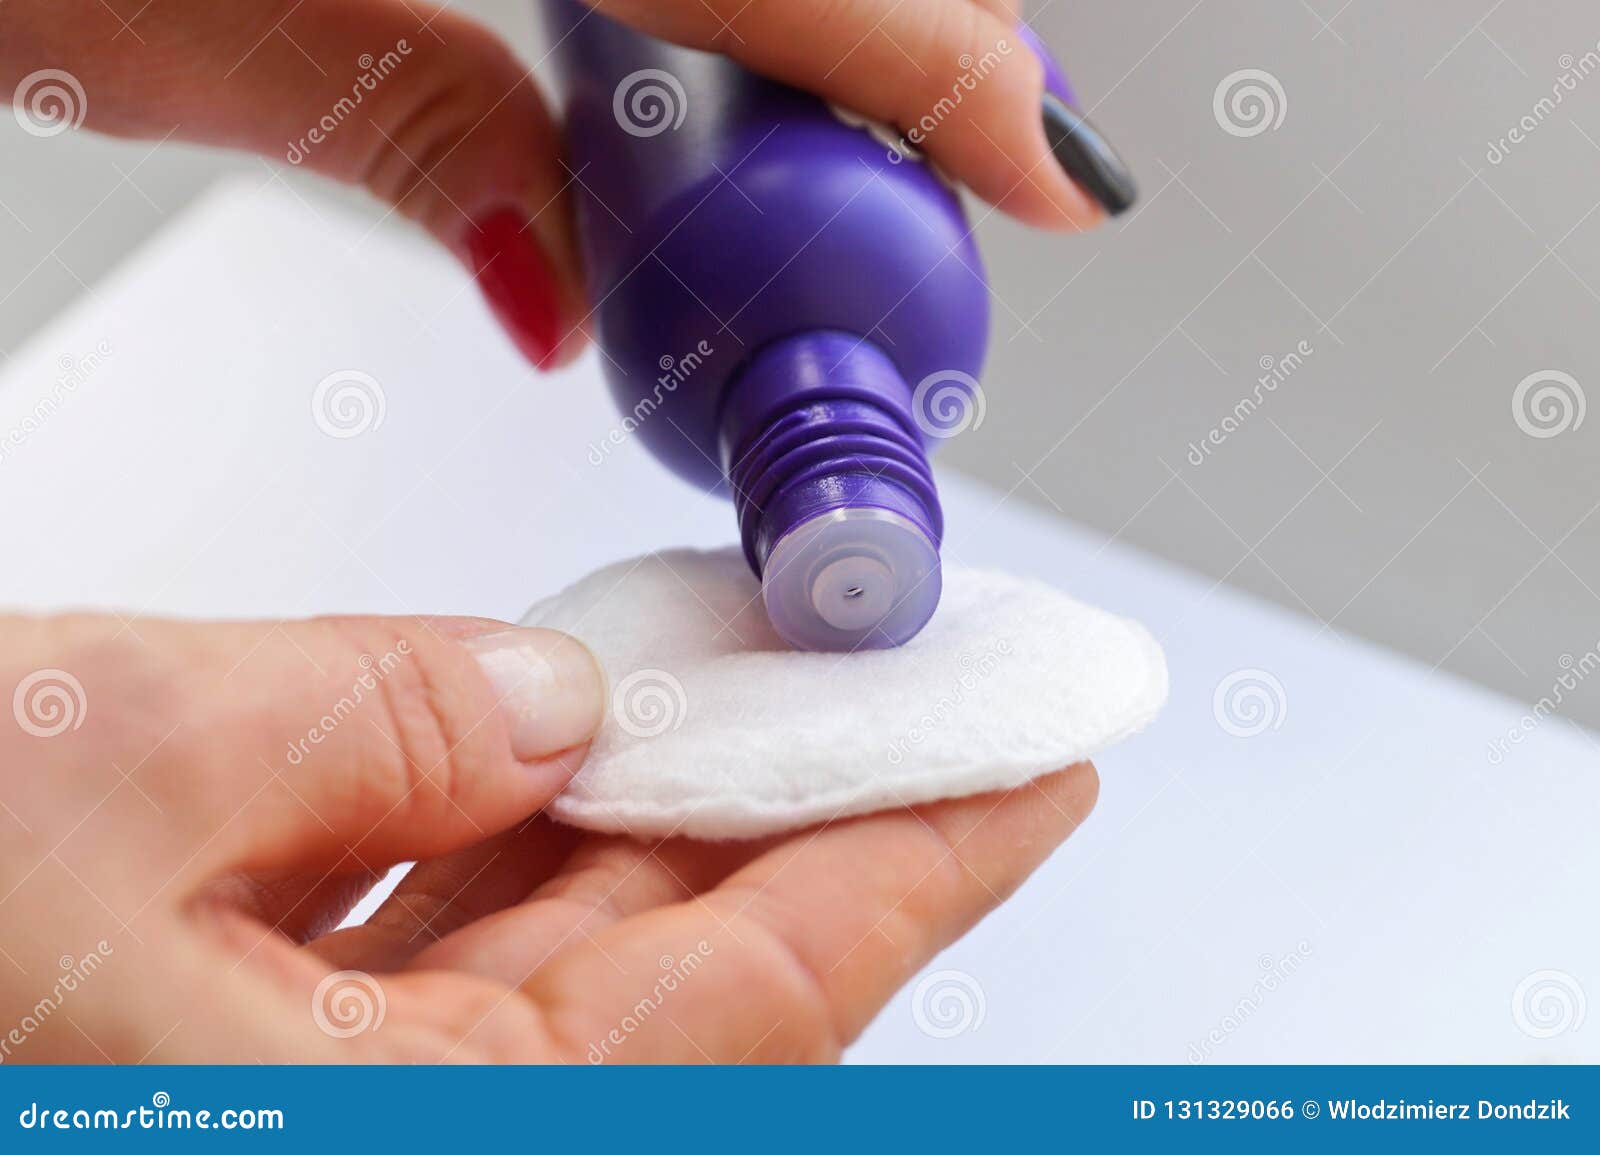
[521,547,1167,840]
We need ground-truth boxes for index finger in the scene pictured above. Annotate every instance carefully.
[521,762,1099,1062]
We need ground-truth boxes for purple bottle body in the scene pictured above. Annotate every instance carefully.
[539,1,989,648]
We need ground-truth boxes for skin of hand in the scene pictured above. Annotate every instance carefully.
[0,613,1097,1062]
[1,0,1106,367]
[0,0,1102,1062]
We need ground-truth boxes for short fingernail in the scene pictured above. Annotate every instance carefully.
[463,627,606,762]
[1041,94,1138,216]
[463,208,566,368]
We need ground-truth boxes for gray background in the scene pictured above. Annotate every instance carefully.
[4,1,1599,724]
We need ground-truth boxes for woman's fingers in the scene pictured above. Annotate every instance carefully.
[170,616,603,875]
[516,763,1099,1062]
[0,0,587,366]
[589,0,1111,228]
[315,823,762,977]
[310,817,583,971]
[0,613,604,917]
[195,869,382,944]
[3,0,1131,364]
[307,765,1094,1059]
[393,832,771,982]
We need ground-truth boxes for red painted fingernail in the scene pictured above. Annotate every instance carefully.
[464,209,564,368]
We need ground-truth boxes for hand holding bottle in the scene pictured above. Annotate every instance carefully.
[2,0,1128,368]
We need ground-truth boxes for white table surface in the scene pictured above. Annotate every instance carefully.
[3,179,1595,1064]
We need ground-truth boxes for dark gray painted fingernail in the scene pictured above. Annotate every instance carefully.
[1041,93,1138,216]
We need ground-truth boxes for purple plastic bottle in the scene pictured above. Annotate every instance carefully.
[540,0,989,650]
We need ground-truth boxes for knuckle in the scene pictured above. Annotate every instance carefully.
[352,25,531,232]
[367,870,488,942]
[718,890,844,1061]
[374,973,554,1063]
[334,622,479,828]
[900,9,1041,171]
[910,6,1013,102]
[462,991,566,1063]
[358,78,477,229]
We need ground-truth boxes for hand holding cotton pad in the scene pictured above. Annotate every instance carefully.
[521,548,1167,839]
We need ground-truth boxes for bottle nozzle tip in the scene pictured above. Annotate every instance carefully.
[761,508,940,652]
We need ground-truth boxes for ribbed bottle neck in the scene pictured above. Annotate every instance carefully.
[719,332,942,576]
[717,332,945,651]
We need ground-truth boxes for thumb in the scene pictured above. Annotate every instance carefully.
[5,614,606,885]
[2,0,586,367]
